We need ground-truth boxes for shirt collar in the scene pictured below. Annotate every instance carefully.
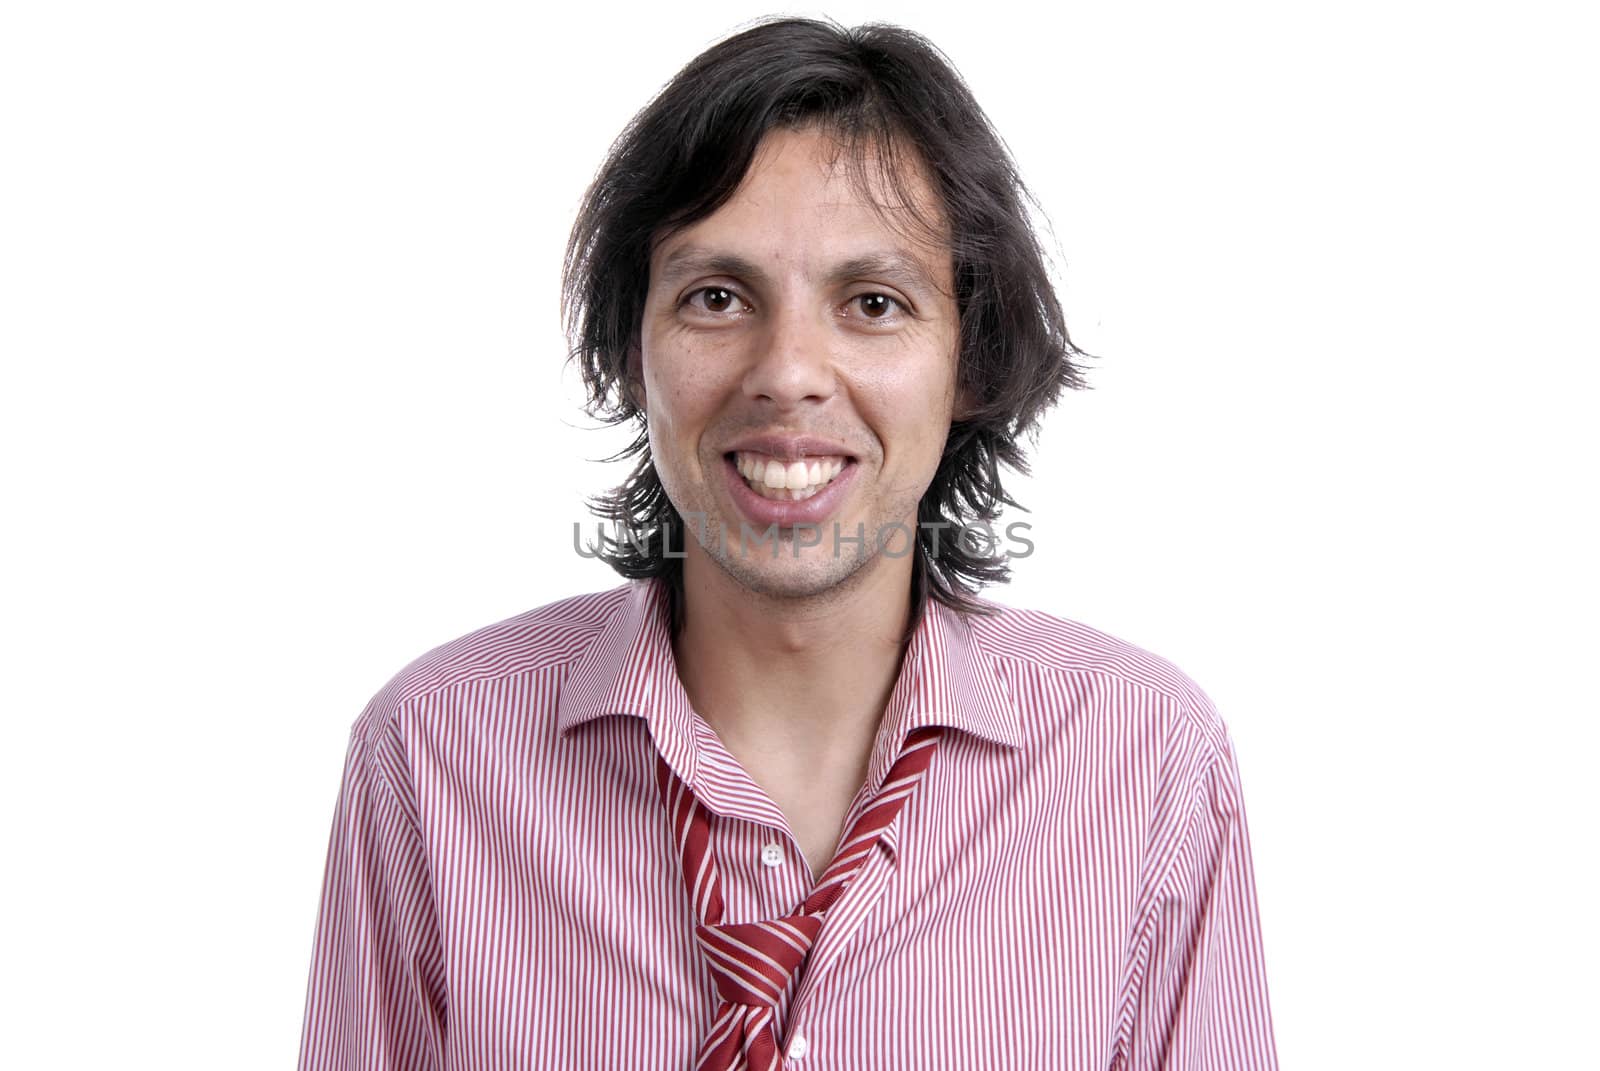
[556,577,1025,788]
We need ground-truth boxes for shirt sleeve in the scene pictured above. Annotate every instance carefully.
[297,717,448,1071]
[1116,730,1280,1070]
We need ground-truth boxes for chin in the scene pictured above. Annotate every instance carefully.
[708,542,875,601]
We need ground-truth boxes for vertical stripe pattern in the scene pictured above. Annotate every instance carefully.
[658,728,942,1070]
[296,577,1279,1069]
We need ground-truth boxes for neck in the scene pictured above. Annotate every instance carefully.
[670,544,916,770]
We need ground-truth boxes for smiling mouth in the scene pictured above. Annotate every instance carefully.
[728,451,851,501]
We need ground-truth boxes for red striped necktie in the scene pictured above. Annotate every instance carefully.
[656,726,943,1071]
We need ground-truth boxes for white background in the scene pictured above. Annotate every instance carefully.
[3,1,1595,1066]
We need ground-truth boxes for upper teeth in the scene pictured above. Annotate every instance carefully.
[734,451,847,498]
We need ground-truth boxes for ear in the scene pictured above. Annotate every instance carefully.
[624,343,646,412]
[952,380,979,422]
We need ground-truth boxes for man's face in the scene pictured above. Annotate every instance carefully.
[637,125,962,600]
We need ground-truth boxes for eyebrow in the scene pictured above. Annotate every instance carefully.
[655,245,945,296]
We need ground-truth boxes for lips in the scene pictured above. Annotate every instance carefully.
[731,451,849,500]
[721,451,858,530]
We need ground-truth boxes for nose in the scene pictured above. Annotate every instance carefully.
[741,302,838,409]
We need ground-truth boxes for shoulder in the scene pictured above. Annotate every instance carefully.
[350,583,631,743]
[962,594,1231,762]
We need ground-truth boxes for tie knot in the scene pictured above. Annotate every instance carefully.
[695,914,825,1007]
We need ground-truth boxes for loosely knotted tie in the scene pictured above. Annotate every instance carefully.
[658,726,942,1071]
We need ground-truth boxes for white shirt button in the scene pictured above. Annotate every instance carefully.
[787,1034,809,1060]
[760,843,784,868]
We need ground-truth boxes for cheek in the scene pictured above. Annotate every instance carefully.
[641,339,735,443]
[862,372,956,473]
[905,345,962,472]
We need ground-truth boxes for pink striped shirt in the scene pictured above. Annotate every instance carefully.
[297,578,1278,1069]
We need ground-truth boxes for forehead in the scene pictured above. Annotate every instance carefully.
[651,125,952,279]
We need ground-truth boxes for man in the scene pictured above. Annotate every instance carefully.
[298,17,1279,1071]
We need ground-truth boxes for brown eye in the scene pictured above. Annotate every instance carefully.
[686,287,746,315]
[856,293,899,319]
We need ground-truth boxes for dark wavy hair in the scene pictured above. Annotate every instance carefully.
[562,16,1089,635]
